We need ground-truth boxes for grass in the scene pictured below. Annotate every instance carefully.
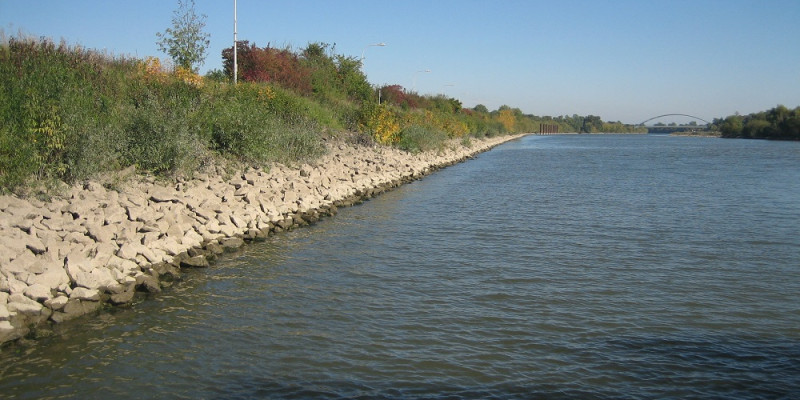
[1,33,519,195]
[0,35,326,194]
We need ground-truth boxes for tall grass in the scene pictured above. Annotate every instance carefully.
[0,34,324,194]
[1,33,525,195]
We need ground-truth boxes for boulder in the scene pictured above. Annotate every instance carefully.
[180,255,209,268]
[84,267,117,290]
[7,293,44,315]
[3,249,36,274]
[25,235,47,255]
[44,295,69,311]
[23,283,53,302]
[70,287,101,301]
[135,274,161,293]
[219,237,244,251]
[149,187,181,203]
[31,266,70,291]
[109,284,136,304]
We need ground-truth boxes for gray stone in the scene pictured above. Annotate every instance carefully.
[6,275,28,294]
[166,222,184,238]
[23,283,53,302]
[31,265,71,291]
[149,187,181,203]
[44,295,69,311]
[86,223,115,244]
[0,303,9,320]
[0,320,14,335]
[219,237,244,250]
[135,274,161,293]
[230,214,247,229]
[180,255,209,268]
[70,287,101,301]
[71,266,112,290]
[3,250,36,274]
[117,242,138,260]
[25,235,47,255]
[109,284,136,304]
[7,293,43,315]
[218,223,237,237]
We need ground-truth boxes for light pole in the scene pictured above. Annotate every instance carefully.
[360,42,386,62]
[441,83,455,96]
[233,0,237,84]
[412,69,431,92]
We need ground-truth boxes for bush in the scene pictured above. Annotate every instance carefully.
[397,125,448,153]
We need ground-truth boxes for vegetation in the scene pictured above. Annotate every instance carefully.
[156,0,210,73]
[1,30,646,195]
[0,35,323,193]
[712,105,800,140]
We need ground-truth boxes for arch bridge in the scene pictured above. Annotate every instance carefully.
[638,113,712,126]
[637,114,712,133]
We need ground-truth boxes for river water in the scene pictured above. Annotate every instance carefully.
[1,134,799,399]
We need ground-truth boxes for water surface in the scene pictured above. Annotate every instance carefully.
[2,134,799,399]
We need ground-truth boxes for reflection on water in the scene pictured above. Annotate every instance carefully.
[1,135,799,399]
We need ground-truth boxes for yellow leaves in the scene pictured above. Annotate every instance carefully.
[360,104,400,144]
[28,104,68,177]
[174,66,204,88]
[257,86,276,102]
[405,109,468,138]
[140,56,166,79]
[496,109,516,132]
[139,56,204,87]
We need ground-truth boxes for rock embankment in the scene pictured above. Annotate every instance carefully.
[0,135,523,345]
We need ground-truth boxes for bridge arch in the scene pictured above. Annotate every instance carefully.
[638,114,712,126]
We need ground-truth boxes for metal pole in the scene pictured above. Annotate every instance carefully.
[233,0,238,84]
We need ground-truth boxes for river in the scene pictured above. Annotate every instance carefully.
[1,134,799,399]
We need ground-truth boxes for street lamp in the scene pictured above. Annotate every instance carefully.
[412,69,431,92]
[233,0,238,84]
[360,42,386,61]
[442,83,455,96]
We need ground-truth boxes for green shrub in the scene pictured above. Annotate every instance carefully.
[397,125,448,153]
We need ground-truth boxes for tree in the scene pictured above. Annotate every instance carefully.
[473,104,489,114]
[156,0,210,73]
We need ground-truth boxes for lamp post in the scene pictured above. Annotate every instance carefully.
[360,42,386,62]
[233,0,237,84]
[442,83,455,96]
[412,69,431,92]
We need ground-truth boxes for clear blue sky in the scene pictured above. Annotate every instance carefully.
[2,0,799,124]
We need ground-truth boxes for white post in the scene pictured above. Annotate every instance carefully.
[233,0,238,84]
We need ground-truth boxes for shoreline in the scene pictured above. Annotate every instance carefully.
[0,134,525,346]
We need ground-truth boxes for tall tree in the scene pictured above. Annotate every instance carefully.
[156,0,210,72]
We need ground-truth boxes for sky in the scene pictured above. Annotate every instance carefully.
[2,0,799,124]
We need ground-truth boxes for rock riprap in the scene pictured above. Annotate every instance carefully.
[0,135,523,344]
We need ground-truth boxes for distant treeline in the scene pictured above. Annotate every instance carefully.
[713,105,800,140]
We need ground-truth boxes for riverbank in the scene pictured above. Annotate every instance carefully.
[0,134,524,345]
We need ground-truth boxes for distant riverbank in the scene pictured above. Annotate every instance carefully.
[0,134,524,346]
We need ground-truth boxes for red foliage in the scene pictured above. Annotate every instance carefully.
[223,41,312,94]
[380,84,420,109]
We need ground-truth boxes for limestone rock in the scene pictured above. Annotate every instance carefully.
[23,283,53,302]
[7,293,44,315]
[219,237,244,251]
[109,284,136,304]
[73,267,117,291]
[149,187,180,203]
[70,287,101,301]
[180,255,209,268]
[31,266,70,291]
[135,274,161,293]
[44,295,69,311]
